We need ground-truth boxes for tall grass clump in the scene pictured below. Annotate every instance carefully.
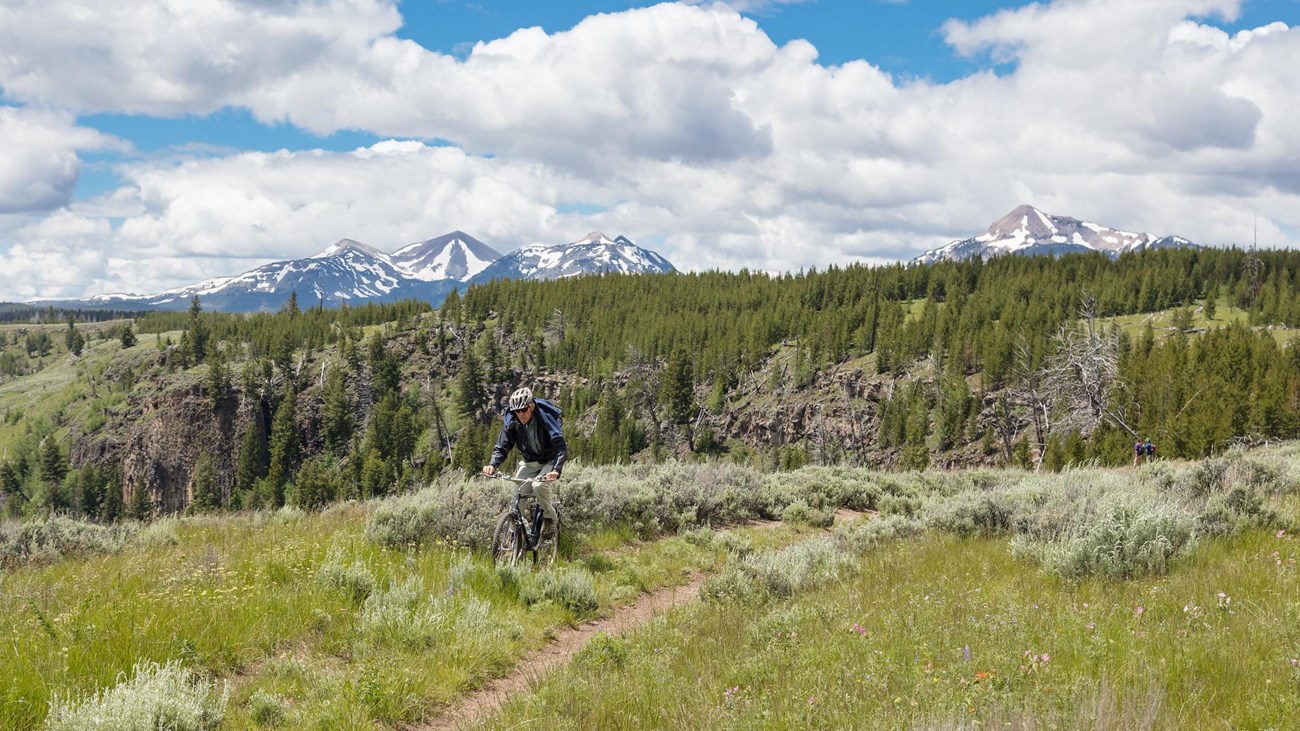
[0,515,137,568]
[43,660,228,731]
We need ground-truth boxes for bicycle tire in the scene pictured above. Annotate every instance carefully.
[490,511,523,567]
[534,514,559,568]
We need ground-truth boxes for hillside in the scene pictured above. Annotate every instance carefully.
[4,246,1300,518]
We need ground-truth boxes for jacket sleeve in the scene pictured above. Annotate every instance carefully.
[489,416,515,468]
[550,433,568,476]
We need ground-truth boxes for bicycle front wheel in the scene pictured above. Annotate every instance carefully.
[490,512,523,567]
[534,519,559,568]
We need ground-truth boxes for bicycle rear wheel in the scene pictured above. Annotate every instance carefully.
[490,511,523,567]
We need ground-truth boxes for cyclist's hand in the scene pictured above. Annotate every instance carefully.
[543,471,560,482]
[482,465,496,477]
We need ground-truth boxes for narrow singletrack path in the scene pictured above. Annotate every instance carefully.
[420,511,865,730]
[425,574,707,730]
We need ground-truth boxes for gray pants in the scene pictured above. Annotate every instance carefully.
[514,461,558,522]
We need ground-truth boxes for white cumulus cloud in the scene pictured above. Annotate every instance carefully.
[3,0,1300,300]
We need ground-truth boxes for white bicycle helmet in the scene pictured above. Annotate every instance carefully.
[507,386,534,412]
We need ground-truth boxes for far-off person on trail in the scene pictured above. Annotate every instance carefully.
[482,387,567,543]
[1134,438,1143,467]
[1144,439,1156,464]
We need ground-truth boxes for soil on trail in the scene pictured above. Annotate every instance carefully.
[420,511,865,730]
[424,574,707,730]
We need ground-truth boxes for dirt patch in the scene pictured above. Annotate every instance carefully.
[419,510,867,730]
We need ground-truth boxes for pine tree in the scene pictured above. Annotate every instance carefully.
[457,349,489,421]
[234,418,268,499]
[207,352,231,409]
[321,364,353,455]
[103,471,123,522]
[266,389,300,507]
[64,320,85,357]
[190,451,222,512]
[39,437,67,485]
[119,323,137,348]
[661,348,695,426]
[187,295,208,364]
[128,483,152,521]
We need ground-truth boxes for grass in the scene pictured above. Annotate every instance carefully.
[483,523,1300,730]
[0,497,810,730]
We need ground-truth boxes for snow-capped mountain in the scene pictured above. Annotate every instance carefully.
[391,231,501,281]
[470,232,677,284]
[44,230,676,312]
[913,205,1196,265]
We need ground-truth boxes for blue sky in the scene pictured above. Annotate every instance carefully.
[2,0,1300,299]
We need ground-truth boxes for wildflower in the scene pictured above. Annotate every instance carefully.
[1277,530,1287,539]
[808,696,816,706]
[850,623,867,636]
[1134,605,1145,618]
[963,645,971,662]
[1086,622,1096,631]
[1289,658,1298,668]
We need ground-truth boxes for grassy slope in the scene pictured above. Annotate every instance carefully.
[484,521,1300,730]
[0,501,808,730]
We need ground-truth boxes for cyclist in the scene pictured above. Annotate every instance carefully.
[482,387,567,545]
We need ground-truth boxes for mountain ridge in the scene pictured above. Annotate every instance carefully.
[914,204,1196,265]
[33,231,675,312]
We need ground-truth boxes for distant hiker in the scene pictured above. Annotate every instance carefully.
[1134,439,1144,467]
[1144,439,1156,463]
[482,387,567,544]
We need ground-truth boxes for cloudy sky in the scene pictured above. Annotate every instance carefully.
[2,0,1299,301]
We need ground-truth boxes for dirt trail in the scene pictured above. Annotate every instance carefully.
[420,511,865,730]
[423,574,707,730]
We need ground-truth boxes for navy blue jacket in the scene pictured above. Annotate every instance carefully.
[489,398,568,475]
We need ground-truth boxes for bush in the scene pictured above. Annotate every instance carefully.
[703,536,850,603]
[43,660,228,731]
[0,515,136,569]
[316,551,376,603]
[1013,493,1196,580]
[360,577,503,649]
[519,566,600,613]
[247,690,287,728]
[781,500,834,528]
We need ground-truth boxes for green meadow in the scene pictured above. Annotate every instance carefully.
[3,448,1300,730]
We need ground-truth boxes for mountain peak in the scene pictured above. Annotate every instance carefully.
[312,238,384,259]
[577,231,615,244]
[988,204,1056,237]
[912,206,1198,265]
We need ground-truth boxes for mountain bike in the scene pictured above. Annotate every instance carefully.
[485,474,562,568]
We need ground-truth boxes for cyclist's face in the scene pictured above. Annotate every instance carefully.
[514,403,534,423]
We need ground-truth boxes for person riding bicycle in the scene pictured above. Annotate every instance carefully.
[482,387,567,544]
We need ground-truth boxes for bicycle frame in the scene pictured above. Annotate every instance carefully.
[485,473,561,567]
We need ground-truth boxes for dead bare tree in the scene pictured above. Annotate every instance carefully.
[1044,296,1137,441]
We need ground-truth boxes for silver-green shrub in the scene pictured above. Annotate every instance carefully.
[1011,492,1196,580]
[0,515,137,569]
[43,660,228,731]
[519,566,600,613]
[316,549,375,603]
[702,536,851,603]
[360,577,502,649]
[247,689,287,728]
[781,499,835,528]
